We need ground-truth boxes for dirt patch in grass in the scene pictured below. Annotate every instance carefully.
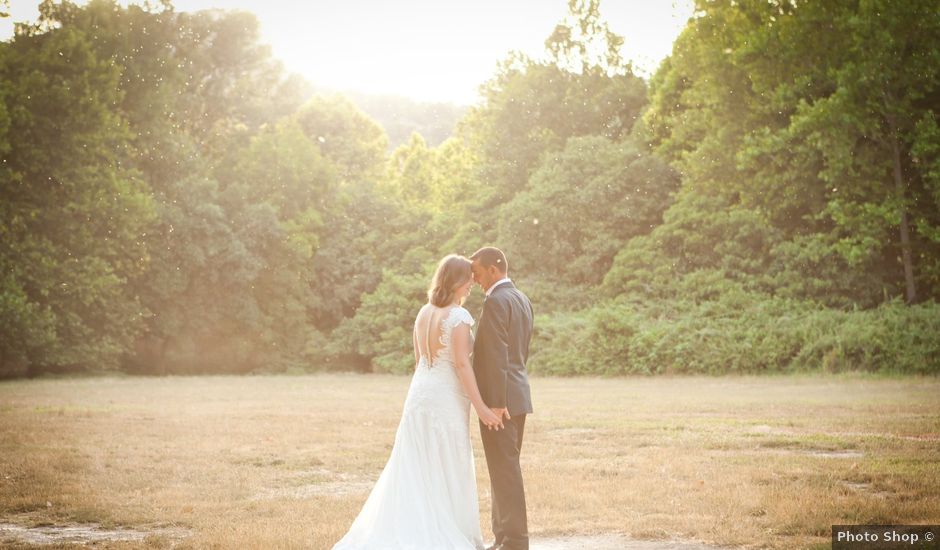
[251,468,377,500]
[0,519,191,546]
[532,534,724,549]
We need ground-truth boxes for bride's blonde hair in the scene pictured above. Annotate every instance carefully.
[428,254,472,307]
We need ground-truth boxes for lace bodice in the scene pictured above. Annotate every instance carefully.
[415,305,474,368]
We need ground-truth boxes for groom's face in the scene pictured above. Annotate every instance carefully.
[470,260,501,290]
[470,261,487,289]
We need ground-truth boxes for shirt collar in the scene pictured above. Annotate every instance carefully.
[485,277,512,297]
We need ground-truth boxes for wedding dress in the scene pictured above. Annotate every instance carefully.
[332,305,485,550]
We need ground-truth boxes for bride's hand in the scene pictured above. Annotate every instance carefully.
[477,406,502,430]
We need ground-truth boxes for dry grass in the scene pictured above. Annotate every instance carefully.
[0,373,938,549]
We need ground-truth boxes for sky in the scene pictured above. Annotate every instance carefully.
[1,0,695,105]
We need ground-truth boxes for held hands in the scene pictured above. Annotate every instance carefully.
[491,408,511,430]
[478,407,510,431]
[477,406,503,430]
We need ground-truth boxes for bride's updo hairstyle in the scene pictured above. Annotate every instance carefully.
[428,254,472,307]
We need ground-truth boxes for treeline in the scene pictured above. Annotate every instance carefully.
[1,0,938,378]
[342,90,467,149]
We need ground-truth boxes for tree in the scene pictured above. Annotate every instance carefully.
[383,133,439,211]
[343,90,467,149]
[781,0,940,304]
[459,0,647,234]
[2,0,328,374]
[0,13,154,375]
[643,0,940,305]
[499,136,678,286]
[602,189,782,301]
[294,94,388,185]
[544,0,627,76]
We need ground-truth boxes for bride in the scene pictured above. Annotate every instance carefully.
[332,254,502,550]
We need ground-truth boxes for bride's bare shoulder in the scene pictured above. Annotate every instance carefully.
[414,302,430,321]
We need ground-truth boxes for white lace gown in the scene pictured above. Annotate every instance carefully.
[332,306,485,550]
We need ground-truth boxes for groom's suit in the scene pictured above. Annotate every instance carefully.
[473,279,533,550]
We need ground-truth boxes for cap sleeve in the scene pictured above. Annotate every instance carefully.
[451,306,474,328]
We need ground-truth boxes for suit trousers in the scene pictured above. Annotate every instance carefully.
[479,413,528,550]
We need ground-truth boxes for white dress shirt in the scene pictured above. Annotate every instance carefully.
[485,277,512,297]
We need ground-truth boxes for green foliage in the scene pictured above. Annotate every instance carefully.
[531,291,940,376]
[384,132,482,218]
[602,188,898,309]
[911,110,940,290]
[0,11,155,375]
[500,135,678,285]
[330,269,430,374]
[344,90,467,149]
[645,0,940,303]
[762,233,893,309]
[295,94,388,184]
[303,177,414,332]
[544,0,626,75]
[3,0,939,377]
[295,103,436,336]
[603,190,780,298]
[462,59,646,217]
[383,133,439,211]
[131,117,335,374]
[458,1,647,235]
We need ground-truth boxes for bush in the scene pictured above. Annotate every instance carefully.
[328,268,429,374]
[529,283,940,375]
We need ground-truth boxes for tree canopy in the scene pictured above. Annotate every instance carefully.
[2,0,938,377]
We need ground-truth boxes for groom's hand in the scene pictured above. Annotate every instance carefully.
[491,408,510,429]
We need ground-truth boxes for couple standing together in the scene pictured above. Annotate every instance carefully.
[333,247,534,550]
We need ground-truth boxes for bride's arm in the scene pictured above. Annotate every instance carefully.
[452,323,500,429]
[412,305,427,370]
[412,318,420,369]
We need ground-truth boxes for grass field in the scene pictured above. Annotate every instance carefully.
[1,373,938,549]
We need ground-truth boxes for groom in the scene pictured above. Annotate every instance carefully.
[469,247,534,550]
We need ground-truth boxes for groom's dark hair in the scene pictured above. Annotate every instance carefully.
[469,247,508,274]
